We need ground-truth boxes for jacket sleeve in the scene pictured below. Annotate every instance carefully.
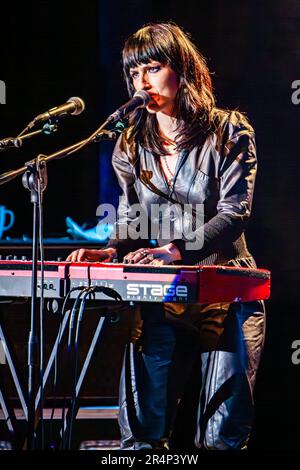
[106,133,151,260]
[171,117,257,265]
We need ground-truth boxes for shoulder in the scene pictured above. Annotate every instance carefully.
[211,108,254,143]
[207,109,255,157]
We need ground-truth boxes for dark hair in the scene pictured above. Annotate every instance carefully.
[122,22,219,156]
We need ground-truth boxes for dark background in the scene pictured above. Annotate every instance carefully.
[0,0,300,449]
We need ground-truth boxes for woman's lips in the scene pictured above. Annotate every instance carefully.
[147,93,159,104]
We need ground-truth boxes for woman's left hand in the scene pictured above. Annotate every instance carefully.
[123,243,182,266]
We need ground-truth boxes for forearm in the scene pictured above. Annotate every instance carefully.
[171,212,246,265]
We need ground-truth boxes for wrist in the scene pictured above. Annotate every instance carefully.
[165,243,182,262]
[102,247,118,261]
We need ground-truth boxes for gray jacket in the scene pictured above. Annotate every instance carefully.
[107,112,257,266]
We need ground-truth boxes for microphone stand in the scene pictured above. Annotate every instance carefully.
[0,117,118,449]
[0,122,58,153]
[0,127,117,186]
[22,157,47,449]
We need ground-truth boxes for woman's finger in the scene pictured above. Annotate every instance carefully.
[124,249,151,263]
[150,259,164,266]
[66,250,79,262]
[77,249,88,262]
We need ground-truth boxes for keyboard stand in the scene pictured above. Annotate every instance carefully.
[0,318,28,446]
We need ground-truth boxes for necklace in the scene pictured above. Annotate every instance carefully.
[161,155,175,187]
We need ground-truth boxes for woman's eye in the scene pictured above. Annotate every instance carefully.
[149,66,160,73]
[130,66,160,79]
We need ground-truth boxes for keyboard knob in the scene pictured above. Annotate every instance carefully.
[21,256,27,261]
[57,257,62,262]
[6,255,13,260]
[13,255,18,260]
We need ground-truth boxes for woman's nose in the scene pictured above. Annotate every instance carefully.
[139,72,151,90]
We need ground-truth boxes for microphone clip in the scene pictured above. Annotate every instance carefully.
[0,137,22,152]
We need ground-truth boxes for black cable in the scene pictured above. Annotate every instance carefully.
[64,285,123,449]
[67,287,90,350]
[92,285,123,302]
[48,286,86,449]
[74,289,96,347]
[58,287,90,449]
[59,288,88,450]
[66,285,123,449]
[67,287,95,450]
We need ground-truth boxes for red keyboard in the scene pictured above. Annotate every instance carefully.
[0,260,270,304]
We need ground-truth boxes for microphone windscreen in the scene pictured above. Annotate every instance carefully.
[67,97,85,115]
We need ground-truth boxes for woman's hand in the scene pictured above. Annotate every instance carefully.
[123,243,182,266]
[66,247,117,263]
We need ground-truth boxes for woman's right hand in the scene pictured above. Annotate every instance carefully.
[66,247,117,263]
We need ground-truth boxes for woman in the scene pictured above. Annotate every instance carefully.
[67,22,265,450]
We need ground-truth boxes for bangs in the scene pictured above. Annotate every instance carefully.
[123,29,171,73]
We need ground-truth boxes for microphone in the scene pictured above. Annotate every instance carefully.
[108,90,151,123]
[32,97,85,125]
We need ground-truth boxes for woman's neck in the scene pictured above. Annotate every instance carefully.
[156,112,181,142]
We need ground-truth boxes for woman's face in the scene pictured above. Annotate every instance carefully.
[129,61,179,116]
